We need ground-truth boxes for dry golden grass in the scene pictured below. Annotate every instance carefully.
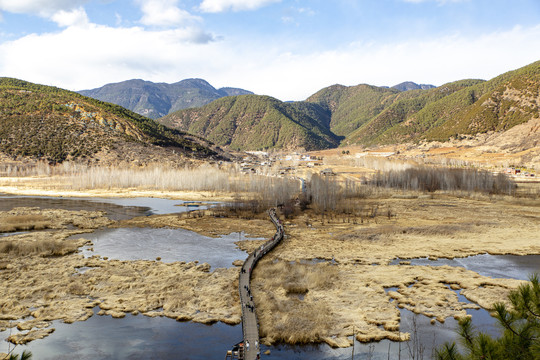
[252,259,524,348]
[0,214,49,232]
[253,260,339,344]
[268,193,540,265]
[0,208,114,259]
[114,211,276,239]
[0,252,241,343]
[0,207,113,232]
[0,237,84,256]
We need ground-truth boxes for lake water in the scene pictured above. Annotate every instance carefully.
[0,194,209,220]
[0,194,537,359]
[1,309,488,360]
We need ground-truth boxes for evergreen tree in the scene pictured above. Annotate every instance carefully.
[436,274,539,360]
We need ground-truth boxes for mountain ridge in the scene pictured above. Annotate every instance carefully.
[391,81,436,92]
[78,78,253,119]
[2,60,539,158]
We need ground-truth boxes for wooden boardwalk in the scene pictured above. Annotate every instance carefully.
[237,208,284,360]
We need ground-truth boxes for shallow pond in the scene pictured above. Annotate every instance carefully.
[391,254,540,281]
[1,309,242,360]
[74,228,252,269]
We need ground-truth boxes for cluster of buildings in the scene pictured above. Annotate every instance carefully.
[503,167,536,177]
[238,152,325,175]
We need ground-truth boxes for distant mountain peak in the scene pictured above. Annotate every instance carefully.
[392,81,435,92]
[78,79,253,119]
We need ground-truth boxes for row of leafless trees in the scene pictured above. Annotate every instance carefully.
[0,160,87,177]
[303,174,373,215]
[368,167,516,194]
[0,161,301,196]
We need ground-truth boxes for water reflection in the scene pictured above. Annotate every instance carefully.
[0,194,150,220]
[2,310,242,360]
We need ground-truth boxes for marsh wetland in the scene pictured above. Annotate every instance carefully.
[0,161,539,359]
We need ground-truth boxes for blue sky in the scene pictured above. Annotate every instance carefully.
[0,0,539,100]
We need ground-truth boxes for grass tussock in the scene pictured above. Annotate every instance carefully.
[266,300,334,344]
[0,215,50,232]
[0,238,81,256]
[254,261,339,344]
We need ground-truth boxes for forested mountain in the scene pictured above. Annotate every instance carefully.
[0,78,222,164]
[78,78,253,119]
[305,84,402,137]
[346,60,540,145]
[156,61,540,152]
[158,95,341,151]
[343,79,485,145]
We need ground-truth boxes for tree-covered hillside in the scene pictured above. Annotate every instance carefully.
[345,61,540,145]
[302,60,540,148]
[306,84,402,137]
[159,95,341,151]
[0,78,218,163]
[344,79,485,145]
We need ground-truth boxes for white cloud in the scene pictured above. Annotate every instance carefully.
[50,7,89,27]
[0,22,539,102]
[281,16,294,24]
[115,12,123,26]
[199,0,281,13]
[0,0,87,17]
[215,24,540,100]
[297,7,315,16]
[137,0,201,27]
[0,22,221,91]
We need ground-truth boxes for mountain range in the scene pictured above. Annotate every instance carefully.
[78,79,252,119]
[156,60,540,151]
[1,60,539,163]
